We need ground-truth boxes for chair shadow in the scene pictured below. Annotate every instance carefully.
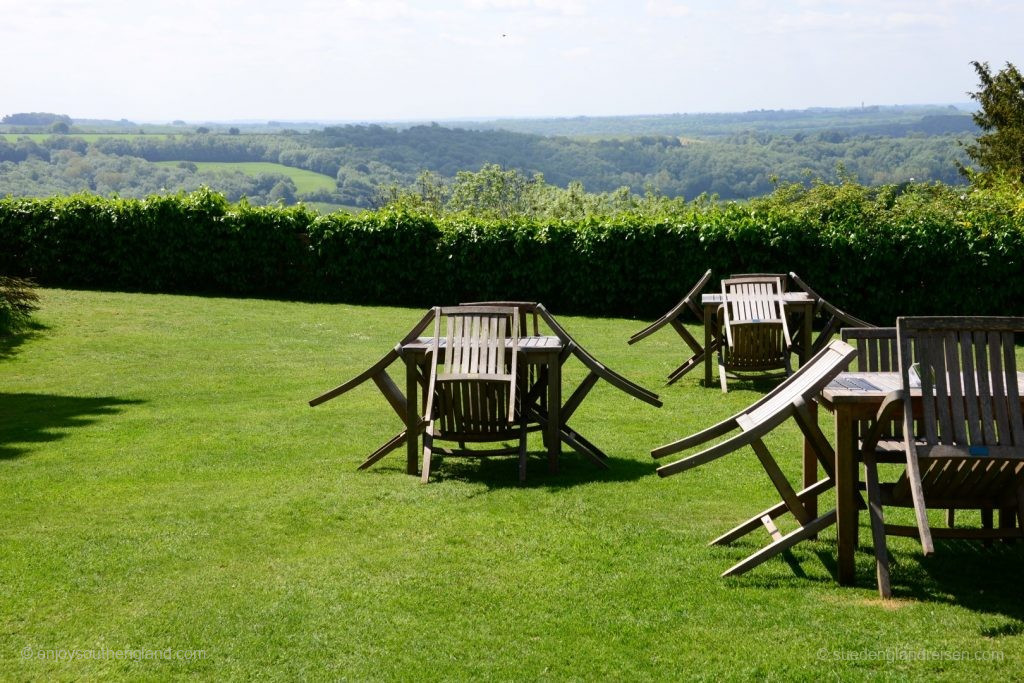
[0,392,145,460]
[735,535,1024,633]
[881,539,1024,626]
[367,447,653,490]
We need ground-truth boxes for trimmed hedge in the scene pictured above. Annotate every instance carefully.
[2,184,1023,323]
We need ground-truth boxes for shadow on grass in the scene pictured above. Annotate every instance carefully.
[883,539,1024,626]
[0,321,48,361]
[0,392,145,460]
[728,534,1024,631]
[699,375,788,393]
[364,447,653,490]
[437,452,652,490]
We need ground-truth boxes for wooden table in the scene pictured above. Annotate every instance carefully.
[700,292,815,386]
[400,335,564,474]
[817,370,1024,585]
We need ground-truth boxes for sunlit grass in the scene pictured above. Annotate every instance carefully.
[152,161,336,194]
[1,289,1021,680]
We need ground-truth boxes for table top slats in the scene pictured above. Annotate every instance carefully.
[404,335,562,352]
[822,371,1024,403]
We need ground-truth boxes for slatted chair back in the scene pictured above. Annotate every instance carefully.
[717,276,792,391]
[424,306,520,440]
[461,300,540,337]
[896,316,1024,554]
[842,327,898,372]
[841,327,907,448]
[730,272,790,291]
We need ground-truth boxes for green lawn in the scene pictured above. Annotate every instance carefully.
[152,161,337,194]
[1,290,1021,680]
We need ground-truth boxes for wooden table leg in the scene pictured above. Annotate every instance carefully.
[800,302,813,367]
[704,305,714,386]
[405,356,419,476]
[835,404,858,585]
[802,399,819,526]
[547,351,561,474]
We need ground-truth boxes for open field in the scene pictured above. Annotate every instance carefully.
[1,289,1021,680]
[152,161,337,194]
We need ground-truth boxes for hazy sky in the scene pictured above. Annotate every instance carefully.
[3,0,1021,122]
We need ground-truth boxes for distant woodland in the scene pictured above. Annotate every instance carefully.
[1,105,977,208]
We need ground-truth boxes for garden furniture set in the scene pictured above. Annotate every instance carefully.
[310,301,661,481]
[311,272,1024,598]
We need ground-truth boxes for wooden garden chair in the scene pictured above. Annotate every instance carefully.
[862,316,1024,598]
[789,272,874,357]
[420,305,528,482]
[628,269,713,384]
[716,275,793,393]
[308,309,435,470]
[653,340,857,577]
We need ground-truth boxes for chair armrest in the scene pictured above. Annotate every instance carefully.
[860,389,904,454]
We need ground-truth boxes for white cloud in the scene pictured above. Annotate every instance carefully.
[463,0,584,15]
[884,12,954,30]
[562,46,593,60]
[645,0,691,18]
[463,0,531,10]
[534,0,586,16]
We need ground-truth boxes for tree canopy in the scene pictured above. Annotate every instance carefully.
[964,60,1024,183]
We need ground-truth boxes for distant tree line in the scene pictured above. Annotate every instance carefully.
[1,112,72,126]
[0,143,297,206]
[459,104,977,138]
[2,121,973,208]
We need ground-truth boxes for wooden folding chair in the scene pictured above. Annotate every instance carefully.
[653,340,857,577]
[790,272,874,357]
[421,305,528,482]
[717,276,793,393]
[308,309,436,470]
[628,269,714,384]
[862,316,1024,597]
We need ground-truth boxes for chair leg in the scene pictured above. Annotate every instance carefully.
[665,350,704,385]
[711,477,834,547]
[999,505,1017,544]
[718,361,728,393]
[421,423,435,483]
[721,510,836,577]
[358,430,408,470]
[1018,487,1024,530]
[863,454,892,598]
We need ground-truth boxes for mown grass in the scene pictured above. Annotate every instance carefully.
[1,289,1021,681]
[152,161,336,194]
